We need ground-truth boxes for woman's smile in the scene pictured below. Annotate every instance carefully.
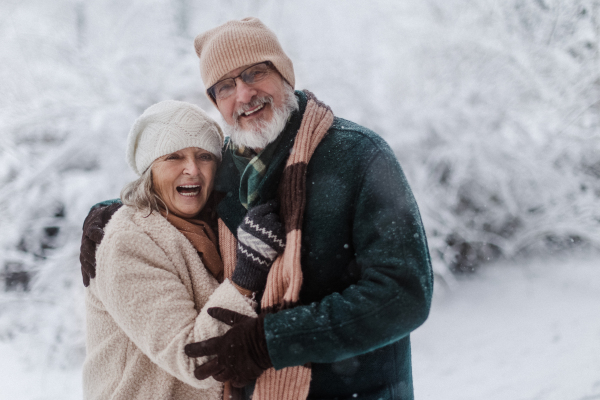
[177,184,202,197]
[151,147,218,219]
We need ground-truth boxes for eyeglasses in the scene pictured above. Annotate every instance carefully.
[208,61,273,101]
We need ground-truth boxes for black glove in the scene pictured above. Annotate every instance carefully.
[80,202,123,287]
[184,307,272,388]
[231,200,286,292]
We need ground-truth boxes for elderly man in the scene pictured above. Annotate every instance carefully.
[80,17,432,400]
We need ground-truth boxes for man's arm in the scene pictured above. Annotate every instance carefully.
[264,146,433,369]
[80,200,122,286]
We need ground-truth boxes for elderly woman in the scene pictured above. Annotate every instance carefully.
[83,100,283,400]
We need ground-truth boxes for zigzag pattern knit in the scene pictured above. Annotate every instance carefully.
[219,90,334,400]
[232,202,286,292]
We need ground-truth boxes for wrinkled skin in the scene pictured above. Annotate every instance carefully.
[151,148,218,219]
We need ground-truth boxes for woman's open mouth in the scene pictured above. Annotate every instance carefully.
[176,185,201,197]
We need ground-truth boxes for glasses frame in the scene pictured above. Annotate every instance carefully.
[207,61,274,101]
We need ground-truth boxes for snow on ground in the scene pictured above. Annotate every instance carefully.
[0,341,81,400]
[412,255,600,400]
[0,255,598,400]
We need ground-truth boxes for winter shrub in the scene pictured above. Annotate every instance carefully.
[395,0,600,275]
[0,0,206,367]
[0,0,598,367]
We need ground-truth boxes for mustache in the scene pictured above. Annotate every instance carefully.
[232,95,274,120]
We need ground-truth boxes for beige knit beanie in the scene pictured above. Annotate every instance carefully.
[194,17,295,100]
[126,100,224,176]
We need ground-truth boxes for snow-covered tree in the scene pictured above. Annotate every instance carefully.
[0,0,598,368]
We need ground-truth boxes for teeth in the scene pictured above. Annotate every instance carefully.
[177,185,201,197]
[244,104,264,116]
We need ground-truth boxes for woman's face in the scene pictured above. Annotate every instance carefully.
[151,147,218,219]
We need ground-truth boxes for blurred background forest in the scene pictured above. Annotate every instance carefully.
[0,0,599,390]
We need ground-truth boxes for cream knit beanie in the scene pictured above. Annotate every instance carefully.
[126,100,224,176]
[194,17,294,100]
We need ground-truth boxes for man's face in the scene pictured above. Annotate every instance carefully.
[215,63,288,131]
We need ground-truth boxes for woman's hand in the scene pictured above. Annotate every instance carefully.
[231,200,286,293]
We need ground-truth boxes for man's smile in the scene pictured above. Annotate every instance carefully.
[242,103,265,116]
[238,101,270,123]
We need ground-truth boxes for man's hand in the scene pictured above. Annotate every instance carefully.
[80,202,123,287]
[184,307,272,388]
[231,200,286,292]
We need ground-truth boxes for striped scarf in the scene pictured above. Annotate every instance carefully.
[231,134,283,209]
[218,90,334,400]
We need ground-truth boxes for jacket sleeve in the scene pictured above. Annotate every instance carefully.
[92,230,256,389]
[264,146,434,369]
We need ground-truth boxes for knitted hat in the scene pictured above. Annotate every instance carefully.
[194,17,295,101]
[126,100,224,176]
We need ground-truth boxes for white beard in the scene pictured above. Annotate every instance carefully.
[224,85,299,151]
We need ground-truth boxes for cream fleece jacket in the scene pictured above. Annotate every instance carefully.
[83,206,256,400]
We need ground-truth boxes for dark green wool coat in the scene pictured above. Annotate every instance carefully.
[214,91,433,400]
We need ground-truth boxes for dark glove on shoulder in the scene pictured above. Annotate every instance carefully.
[231,200,286,292]
[80,202,123,287]
[184,307,272,388]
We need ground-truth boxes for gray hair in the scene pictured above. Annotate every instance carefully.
[120,165,166,214]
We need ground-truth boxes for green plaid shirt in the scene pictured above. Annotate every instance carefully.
[230,134,283,209]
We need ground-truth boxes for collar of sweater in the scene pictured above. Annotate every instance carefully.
[214,90,308,237]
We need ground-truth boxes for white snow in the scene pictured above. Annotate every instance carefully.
[412,255,600,400]
[1,1,599,399]
[1,255,598,399]
[0,341,82,400]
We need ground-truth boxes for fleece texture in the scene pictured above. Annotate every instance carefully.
[213,90,434,400]
[83,206,256,400]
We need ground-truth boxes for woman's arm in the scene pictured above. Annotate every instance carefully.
[91,229,256,389]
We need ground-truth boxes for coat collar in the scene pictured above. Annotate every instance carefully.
[213,90,308,236]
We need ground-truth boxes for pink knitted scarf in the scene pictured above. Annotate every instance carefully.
[218,90,334,400]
